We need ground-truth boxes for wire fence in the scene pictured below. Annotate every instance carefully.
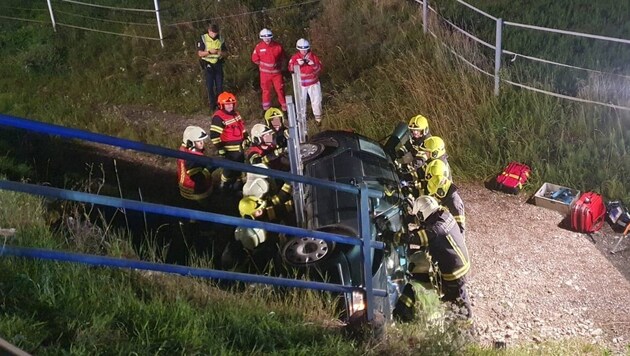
[416,0,630,111]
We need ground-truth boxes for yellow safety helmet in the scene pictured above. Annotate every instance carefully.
[422,136,446,160]
[426,174,451,199]
[264,107,285,127]
[238,196,267,219]
[408,115,429,135]
[424,159,450,181]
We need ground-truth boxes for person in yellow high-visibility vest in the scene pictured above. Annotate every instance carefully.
[197,23,227,111]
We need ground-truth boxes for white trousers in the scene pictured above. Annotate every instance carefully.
[299,81,322,119]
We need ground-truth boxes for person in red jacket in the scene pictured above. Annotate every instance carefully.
[177,126,213,207]
[246,123,289,171]
[288,38,323,125]
[252,28,287,112]
[210,92,247,191]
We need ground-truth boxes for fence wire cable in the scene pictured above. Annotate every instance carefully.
[57,22,160,40]
[61,0,155,13]
[55,9,156,26]
[0,15,49,24]
[167,0,320,27]
[427,28,494,78]
[502,49,630,80]
[456,0,497,21]
[504,20,630,46]
[431,7,495,50]
[501,79,630,111]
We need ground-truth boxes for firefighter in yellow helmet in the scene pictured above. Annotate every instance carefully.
[264,107,290,149]
[393,115,433,196]
[406,195,471,320]
[426,174,465,235]
[418,136,449,184]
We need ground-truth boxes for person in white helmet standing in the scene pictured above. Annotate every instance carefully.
[252,28,287,112]
[288,38,323,125]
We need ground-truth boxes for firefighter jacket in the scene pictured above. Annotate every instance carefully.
[258,183,294,223]
[437,184,465,234]
[246,144,288,171]
[177,145,213,200]
[197,34,226,65]
[210,109,246,153]
[288,51,322,86]
[407,209,470,282]
[251,40,286,75]
[274,127,289,149]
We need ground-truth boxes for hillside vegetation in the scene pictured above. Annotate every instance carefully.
[0,0,629,353]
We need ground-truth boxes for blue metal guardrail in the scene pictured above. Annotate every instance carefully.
[0,114,388,320]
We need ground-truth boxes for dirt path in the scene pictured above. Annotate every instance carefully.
[461,183,630,353]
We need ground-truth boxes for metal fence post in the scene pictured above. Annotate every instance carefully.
[422,0,429,34]
[494,18,503,96]
[154,0,164,48]
[286,97,306,227]
[291,66,308,143]
[359,183,374,321]
[45,0,57,32]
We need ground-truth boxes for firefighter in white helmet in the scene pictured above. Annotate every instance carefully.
[405,195,472,320]
[177,126,213,206]
[246,123,289,171]
[288,38,323,125]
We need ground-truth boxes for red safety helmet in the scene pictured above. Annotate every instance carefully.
[217,92,237,109]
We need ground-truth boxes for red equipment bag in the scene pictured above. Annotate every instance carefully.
[495,162,531,194]
[571,192,606,233]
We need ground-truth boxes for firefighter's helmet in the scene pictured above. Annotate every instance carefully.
[182,126,208,147]
[408,115,429,135]
[242,177,269,199]
[259,28,273,39]
[411,195,440,221]
[424,159,450,181]
[426,174,451,199]
[217,91,237,109]
[422,136,446,160]
[250,124,274,146]
[239,196,267,219]
[296,38,310,50]
[235,227,267,250]
[264,107,285,128]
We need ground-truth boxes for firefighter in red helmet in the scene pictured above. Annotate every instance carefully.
[210,91,247,191]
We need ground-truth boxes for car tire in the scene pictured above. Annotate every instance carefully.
[300,142,325,162]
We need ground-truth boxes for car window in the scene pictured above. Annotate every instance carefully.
[358,137,387,159]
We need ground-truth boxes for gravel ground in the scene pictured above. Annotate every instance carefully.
[461,183,630,353]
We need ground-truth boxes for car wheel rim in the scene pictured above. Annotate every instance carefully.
[284,237,330,265]
[300,143,323,161]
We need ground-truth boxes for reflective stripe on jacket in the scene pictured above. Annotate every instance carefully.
[200,34,223,64]
[288,52,322,86]
[252,41,285,75]
[177,146,212,200]
[210,109,246,149]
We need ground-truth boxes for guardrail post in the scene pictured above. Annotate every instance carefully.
[46,0,57,32]
[494,18,503,96]
[286,97,306,227]
[422,0,429,33]
[154,0,165,48]
[291,66,307,143]
[359,182,374,321]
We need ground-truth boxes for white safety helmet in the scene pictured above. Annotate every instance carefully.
[250,123,274,145]
[182,126,208,145]
[259,28,273,39]
[235,227,267,250]
[242,177,270,199]
[296,38,310,50]
[411,195,440,221]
